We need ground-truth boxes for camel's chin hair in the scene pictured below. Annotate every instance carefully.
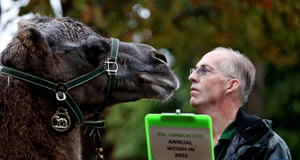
[150,84,174,100]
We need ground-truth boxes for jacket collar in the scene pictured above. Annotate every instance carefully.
[223,109,274,160]
[236,108,271,142]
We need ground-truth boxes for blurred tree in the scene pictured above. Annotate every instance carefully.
[1,0,298,159]
[0,0,2,24]
[19,0,54,16]
[264,62,300,159]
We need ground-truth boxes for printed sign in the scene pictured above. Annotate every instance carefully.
[145,112,214,160]
[149,126,212,160]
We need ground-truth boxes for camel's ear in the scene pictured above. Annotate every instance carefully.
[16,28,51,56]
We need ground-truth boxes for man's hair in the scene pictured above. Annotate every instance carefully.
[213,47,256,106]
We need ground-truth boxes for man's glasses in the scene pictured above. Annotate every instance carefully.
[190,67,214,77]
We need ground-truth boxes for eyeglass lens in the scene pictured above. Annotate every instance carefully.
[190,67,208,76]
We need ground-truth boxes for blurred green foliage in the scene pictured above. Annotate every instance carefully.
[2,0,299,159]
[264,62,300,159]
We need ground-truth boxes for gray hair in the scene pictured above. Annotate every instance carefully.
[213,47,256,106]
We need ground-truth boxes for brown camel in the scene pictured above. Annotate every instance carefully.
[0,17,179,159]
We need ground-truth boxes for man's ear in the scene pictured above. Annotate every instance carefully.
[16,28,51,56]
[226,79,240,94]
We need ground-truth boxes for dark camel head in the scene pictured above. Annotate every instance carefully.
[1,17,179,110]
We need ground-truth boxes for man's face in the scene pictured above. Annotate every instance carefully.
[189,50,231,110]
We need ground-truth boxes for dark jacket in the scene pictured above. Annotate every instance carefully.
[224,108,292,160]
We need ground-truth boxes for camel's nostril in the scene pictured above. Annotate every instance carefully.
[153,52,168,63]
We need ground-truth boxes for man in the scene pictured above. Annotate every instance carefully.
[189,47,291,160]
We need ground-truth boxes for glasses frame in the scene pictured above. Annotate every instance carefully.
[190,67,215,77]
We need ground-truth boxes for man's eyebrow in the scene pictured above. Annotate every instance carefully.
[199,64,216,71]
[196,64,208,68]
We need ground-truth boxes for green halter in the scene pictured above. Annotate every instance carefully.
[0,38,119,135]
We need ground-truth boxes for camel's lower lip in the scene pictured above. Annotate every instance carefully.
[139,73,179,91]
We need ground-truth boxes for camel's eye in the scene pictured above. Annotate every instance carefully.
[84,40,110,67]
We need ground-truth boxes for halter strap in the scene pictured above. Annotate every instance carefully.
[84,38,119,136]
[0,38,119,129]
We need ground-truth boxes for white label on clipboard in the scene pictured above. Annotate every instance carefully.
[149,126,212,160]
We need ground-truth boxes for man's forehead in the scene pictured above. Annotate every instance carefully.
[196,50,231,68]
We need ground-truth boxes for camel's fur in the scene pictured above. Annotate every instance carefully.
[0,74,82,159]
[0,16,178,159]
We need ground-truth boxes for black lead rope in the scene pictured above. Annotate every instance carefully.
[0,38,120,160]
[94,127,104,159]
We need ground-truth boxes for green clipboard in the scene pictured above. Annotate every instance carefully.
[145,109,214,160]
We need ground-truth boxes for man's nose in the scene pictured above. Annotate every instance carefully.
[188,71,199,83]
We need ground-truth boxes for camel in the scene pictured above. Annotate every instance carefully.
[0,17,179,159]
[54,116,68,127]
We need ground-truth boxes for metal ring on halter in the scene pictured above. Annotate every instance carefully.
[105,59,118,75]
[56,91,66,101]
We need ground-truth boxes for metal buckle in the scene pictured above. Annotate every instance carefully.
[105,59,118,75]
[56,91,66,101]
